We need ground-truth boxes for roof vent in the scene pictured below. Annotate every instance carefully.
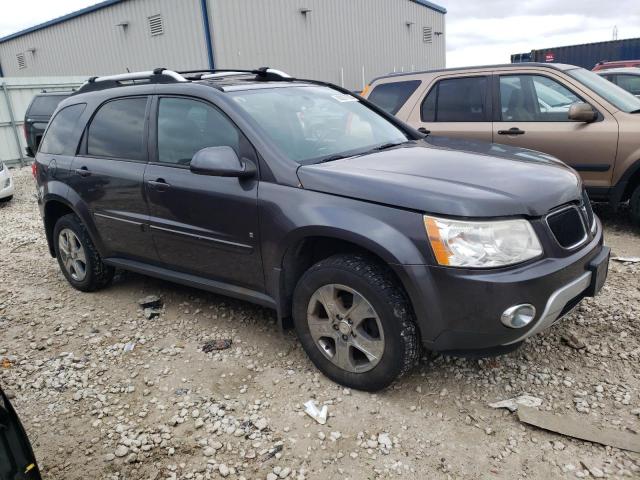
[17,53,26,69]
[148,14,164,36]
[423,27,433,43]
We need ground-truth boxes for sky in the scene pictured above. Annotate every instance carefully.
[1,0,640,68]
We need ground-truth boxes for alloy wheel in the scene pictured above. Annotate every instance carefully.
[58,228,87,282]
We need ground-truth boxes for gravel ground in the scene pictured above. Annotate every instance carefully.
[1,166,639,480]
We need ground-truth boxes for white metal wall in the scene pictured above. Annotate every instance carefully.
[0,76,87,165]
[208,0,446,90]
[0,0,208,77]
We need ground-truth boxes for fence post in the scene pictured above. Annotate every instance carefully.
[1,82,25,167]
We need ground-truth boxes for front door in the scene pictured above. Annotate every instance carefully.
[69,96,154,261]
[144,96,263,291]
[492,73,619,188]
[407,75,493,142]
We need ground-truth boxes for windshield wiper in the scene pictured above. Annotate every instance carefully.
[373,141,407,151]
[317,154,353,163]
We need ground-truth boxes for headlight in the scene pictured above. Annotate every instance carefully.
[424,215,542,268]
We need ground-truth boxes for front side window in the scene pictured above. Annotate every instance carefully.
[367,80,421,114]
[39,103,86,155]
[499,75,581,122]
[421,76,489,122]
[157,97,240,166]
[230,86,408,165]
[87,97,148,160]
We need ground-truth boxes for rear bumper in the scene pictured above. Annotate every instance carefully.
[397,218,608,351]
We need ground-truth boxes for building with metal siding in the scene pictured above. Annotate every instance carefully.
[0,0,446,90]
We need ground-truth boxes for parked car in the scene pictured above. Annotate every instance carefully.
[34,68,609,391]
[593,59,640,71]
[23,91,72,157]
[0,162,14,202]
[597,67,640,97]
[363,63,640,225]
[0,387,41,480]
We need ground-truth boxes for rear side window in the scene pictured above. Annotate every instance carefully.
[157,97,240,166]
[367,80,421,114]
[421,77,489,122]
[88,97,148,160]
[39,104,86,155]
[28,95,68,116]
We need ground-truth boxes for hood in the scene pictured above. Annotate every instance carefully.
[297,137,582,217]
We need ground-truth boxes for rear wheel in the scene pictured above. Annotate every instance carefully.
[293,254,419,391]
[53,214,114,292]
[631,184,640,227]
[0,195,12,203]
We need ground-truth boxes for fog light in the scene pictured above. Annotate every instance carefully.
[501,304,536,328]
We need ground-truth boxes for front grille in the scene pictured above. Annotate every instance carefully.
[546,206,587,249]
[581,190,594,231]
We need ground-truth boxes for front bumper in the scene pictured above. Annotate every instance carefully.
[0,166,14,199]
[399,218,608,351]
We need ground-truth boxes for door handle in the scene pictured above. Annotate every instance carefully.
[75,166,91,177]
[147,179,171,191]
[498,128,526,135]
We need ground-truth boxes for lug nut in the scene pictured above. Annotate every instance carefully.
[341,335,348,341]
[333,324,339,330]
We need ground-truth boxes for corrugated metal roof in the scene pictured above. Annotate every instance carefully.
[0,0,446,45]
[0,0,126,44]
[410,0,447,14]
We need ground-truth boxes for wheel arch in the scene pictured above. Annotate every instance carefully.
[43,192,104,257]
[276,227,420,330]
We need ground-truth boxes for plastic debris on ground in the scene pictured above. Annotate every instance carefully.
[304,399,328,425]
[489,394,543,412]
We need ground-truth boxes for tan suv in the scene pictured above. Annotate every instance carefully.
[362,63,640,224]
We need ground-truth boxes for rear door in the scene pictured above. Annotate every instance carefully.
[69,96,154,261]
[144,95,263,290]
[406,74,493,141]
[492,71,619,188]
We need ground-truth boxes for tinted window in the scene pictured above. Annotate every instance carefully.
[157,98,240,166]
[500,75,581,122]
[367,80,421,114]
[39,104,86,155]
[88,97,148,160]
[421,77,488,122]
[28,94,68,116]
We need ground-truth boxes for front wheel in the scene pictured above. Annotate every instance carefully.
[292,254,419,391]
[53,214,114,292]
[631,184,640,227]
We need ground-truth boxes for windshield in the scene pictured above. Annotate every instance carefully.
[230,86,408,164]
[567,68,640,113]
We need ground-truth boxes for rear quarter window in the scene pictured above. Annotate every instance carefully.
[367,80,421,114]
[39,103,86,155]
[27,95,68,117]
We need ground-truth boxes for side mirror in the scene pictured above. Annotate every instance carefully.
[190,146,256,178]
[25,146,35,158]
[568,103,598,123]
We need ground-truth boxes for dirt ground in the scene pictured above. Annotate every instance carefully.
[1,166,639,480]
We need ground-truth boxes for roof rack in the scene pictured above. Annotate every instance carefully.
[74,68,187,94]
[180,67,291,81]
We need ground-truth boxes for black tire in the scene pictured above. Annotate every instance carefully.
[0,195,12,203]
[292,254,419,391]
[53,213,114,292]
[631,184,640,227]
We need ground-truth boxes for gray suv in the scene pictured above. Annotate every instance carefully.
[34,68,609,391]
